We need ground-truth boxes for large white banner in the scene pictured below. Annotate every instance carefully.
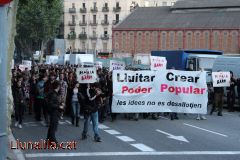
[46,55,59,64]
[110,60,125,71]
[150,56,167,70]
[112,70,208,114]
[22,60,32,70]
[212,72,230,87]
[76,67,97,83]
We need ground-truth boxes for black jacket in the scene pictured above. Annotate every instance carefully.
[13,86,25,105]
[46,90,61,114]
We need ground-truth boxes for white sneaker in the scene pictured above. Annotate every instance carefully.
[18,124,22,129]
[14,122,19,127]
[196,116,200,120]
[80,116,84,120]
[201,116,207,120]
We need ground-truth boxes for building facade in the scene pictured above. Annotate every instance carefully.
[144,0,177,7]
[113,0,240,55]
[64,0,148,54]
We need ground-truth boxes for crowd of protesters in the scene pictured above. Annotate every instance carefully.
[11,64,240,143]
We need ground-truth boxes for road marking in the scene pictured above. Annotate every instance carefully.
[26,151,240,158]
[159,116,170,120]
[116,136,135,142]
[104,129,121,135]
[98,124,109,129]
[130,144,155,152]
[183,123,228,137]
[156,129,189,143]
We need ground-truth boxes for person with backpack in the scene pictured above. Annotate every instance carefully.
[81,83,102,142]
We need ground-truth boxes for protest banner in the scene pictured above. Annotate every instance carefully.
[18,64,27,71]
[22,60,32,70]
[112,70,208,114]
[110,60,125,71]
[150,56,167,70]
[76,67,97,83]
[46,55,59,64]
[212,72,230,87]
[95,61,103,69]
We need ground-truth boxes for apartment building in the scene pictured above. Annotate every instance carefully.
[64,0,148,54]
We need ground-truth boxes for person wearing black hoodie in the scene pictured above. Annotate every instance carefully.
[46,81,62,143]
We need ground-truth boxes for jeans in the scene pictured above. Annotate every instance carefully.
[82,111,99,137]
[72,101,80,118]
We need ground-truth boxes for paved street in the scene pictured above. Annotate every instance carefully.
[11,108,240,160]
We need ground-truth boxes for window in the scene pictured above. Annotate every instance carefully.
[169,31,175,49]
[93,28,96,36]
[72,15,75,23]
[82,15,85,23]
[145,32,151,52]
[92,42,96,50]
[152,31,158,50]
[129,32,134,52]
[72,3,75,8]
[231,31,238,51]
[116,14,119,21]
[195,32,201,49]
[93,15,96,23]
[94,2,97,8]
[137,32,142,52]
[213,31,220,49]
[222,31,228,51]
[82,3,85,8]
[104,14,108,21]
[116,2,119,7]
[161,32,167,49]
[122,32,127,52]
[82,42,86,50]
[186,32,192,49]
[104,28,108,35]
[177,31,183,49]
[162,1,167,6]
[204,31,210,49]
[104,3,108,7]
[82,27,85,33]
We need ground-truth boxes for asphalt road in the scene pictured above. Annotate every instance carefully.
[10,109,240,160]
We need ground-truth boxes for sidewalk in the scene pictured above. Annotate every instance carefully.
[7,133,25,160]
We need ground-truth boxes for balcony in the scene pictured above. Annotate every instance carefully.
[68,21,76,26]
[89,20,98,26]
[90,7,98,13]
[79,33,87,40]
[90,34,98,40]
[101,20,109,26]
[69,8,76,13]
[79,21,87,26]
[101,34,109,40]
[68,33,76,40]
[112,20,120,25]
[102,6,109,12]
[80,7,87,13]
[113,6,121,12]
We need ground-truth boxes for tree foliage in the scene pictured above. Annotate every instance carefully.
[15,0,62,56]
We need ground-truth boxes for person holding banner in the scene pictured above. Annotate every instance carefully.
[82,83,102,142]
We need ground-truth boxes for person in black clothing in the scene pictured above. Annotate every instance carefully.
[29,74,37,115]
[46,81,62,143]
[236,78,240,107]
[81,83,102,142]
[227,71,236,112]
[107,73,117,122]
[13,77,25,129]
[211,86,224,116]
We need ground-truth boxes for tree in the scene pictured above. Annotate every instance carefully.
[15,0,62,62]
